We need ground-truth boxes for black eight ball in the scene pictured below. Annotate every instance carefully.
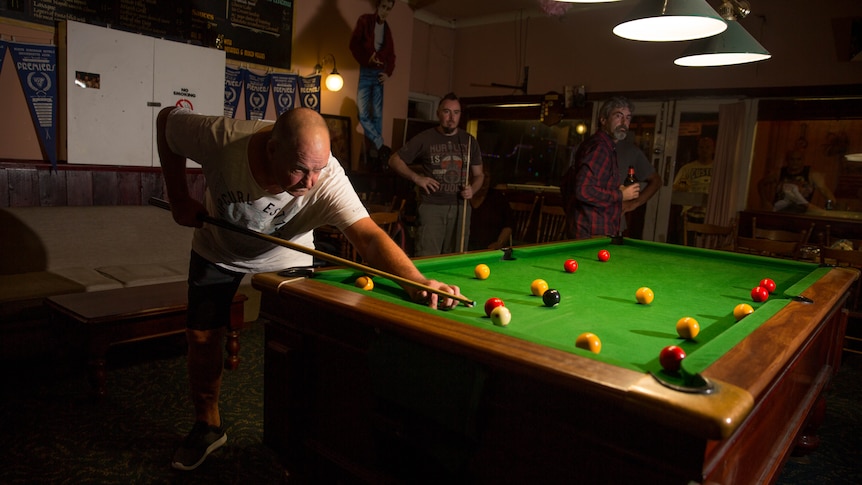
[542,289,561,307]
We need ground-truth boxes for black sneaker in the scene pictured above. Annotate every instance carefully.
[171,421,227,471]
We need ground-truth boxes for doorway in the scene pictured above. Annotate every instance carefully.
[631,100,727,244]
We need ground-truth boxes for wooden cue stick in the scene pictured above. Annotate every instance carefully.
[148,198,475,307]
[459,136,471,253]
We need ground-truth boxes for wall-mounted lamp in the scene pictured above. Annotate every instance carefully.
[314,54,343,92]
[613,0,727,42]
[674,19,770,67]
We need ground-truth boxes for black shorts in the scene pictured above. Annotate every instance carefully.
[186,250,245,331]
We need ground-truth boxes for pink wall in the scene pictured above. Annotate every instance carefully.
[3,0,861,167]
[413,0,862,98]
[408,19,456,98]
[0,0,416,170]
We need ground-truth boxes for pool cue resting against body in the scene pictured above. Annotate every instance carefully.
[156,106,464,471]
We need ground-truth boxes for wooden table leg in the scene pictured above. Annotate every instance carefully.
[88,336,110,398]
[225,328,241,370]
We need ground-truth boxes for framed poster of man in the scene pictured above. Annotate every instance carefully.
[323,114,352,168]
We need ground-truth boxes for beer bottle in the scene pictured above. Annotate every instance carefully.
[624,166,638,186]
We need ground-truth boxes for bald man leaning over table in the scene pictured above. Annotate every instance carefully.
[156,106,465,471]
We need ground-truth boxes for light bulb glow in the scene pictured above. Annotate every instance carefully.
[325,73,344,92]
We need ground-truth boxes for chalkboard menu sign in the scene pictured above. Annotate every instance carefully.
[1,0,293,69]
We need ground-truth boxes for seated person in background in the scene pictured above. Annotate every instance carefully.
[468,169,513,251]
[758,149,838,212]
[672,136,715,224]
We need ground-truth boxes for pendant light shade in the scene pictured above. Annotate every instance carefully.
[613,0,728,42]
[674,21,771,66]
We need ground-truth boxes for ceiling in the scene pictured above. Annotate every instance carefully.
[400,0,624,28]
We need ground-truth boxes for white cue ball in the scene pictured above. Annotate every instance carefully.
[490,306,512,327]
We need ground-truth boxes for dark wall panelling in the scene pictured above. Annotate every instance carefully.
[8,167,39,207]
[117,172,143,205]
[92,171,119,206]
[67,171,94,206]
[39,170,67,206]
[0,163,205,208]
[141,172,166,203]
[0,168,8,208]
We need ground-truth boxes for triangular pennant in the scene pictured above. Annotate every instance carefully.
[224,66,243,118]
[8,42,57,169]
[242,69,271,121]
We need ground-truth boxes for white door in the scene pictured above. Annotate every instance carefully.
[624,99,731,243]
[61,21,225,167]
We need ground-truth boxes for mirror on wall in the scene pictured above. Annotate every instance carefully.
[475,118,589,189]
[748,100,862,217]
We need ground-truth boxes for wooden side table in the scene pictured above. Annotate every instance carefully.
[45,281,247,397]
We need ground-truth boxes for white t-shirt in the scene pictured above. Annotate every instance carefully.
[165,109,367,273]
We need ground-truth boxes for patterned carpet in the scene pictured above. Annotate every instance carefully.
[0,322,859,484]
[0,323,284,485]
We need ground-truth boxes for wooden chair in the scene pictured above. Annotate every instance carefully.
[365,197,407,250]
[509,195,539,245]
[752,217,813,244]
[749,216,812,259]
[820,244,862,354]
[683,219,736,250]
[366,196,406,215]
[734,236,801,260]
[352,211,402,261]
[535,200,567,243]
[823,225,862,251]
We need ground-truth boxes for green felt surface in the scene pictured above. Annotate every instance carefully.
[312,238,825,383]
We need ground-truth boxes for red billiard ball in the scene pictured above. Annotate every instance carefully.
[759,278,776,294]
[597,249,610,262]
[484,297,505,317]
[564,259,578,273]
[751,286,769,302]
[659,345,686,373]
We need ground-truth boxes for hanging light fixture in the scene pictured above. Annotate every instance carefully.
[314,54,344,92]
[613,0,727,42]
[717,0,751,21]
[674,19,770,66]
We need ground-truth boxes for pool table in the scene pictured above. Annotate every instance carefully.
[254,238,857,484]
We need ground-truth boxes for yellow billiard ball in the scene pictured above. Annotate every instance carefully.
[530,279,549,296]
[355,276,374,291]
[575,332,602,354]
[474,263,491,280]
[635,287,654,305]
[676,316,700,339]
[733,303,754,321]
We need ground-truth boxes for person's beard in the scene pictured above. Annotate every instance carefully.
[612,126,627,142]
